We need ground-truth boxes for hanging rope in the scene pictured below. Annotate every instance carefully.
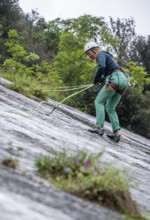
[46,84,92,89]
[29,84,94,117]
[24,84,92,92]
[46,84,94,116]
[42,84,91,92]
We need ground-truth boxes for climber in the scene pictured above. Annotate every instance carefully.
[84,42,129,142]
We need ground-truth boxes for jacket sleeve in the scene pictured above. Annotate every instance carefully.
[93,53,106,84]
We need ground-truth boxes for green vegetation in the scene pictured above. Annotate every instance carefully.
[36,149,146,219]
[2,157,18,169]
[0,29,64,100]
[124,62,150,93]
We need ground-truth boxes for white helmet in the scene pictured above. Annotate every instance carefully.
[84,42,99,53]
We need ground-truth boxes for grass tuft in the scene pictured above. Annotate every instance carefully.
[35,149,146,219]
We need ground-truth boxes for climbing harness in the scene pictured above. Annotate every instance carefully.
[105,78,125,96]
[105,69,131,96]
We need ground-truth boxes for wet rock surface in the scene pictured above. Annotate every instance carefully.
[0,81,150,220]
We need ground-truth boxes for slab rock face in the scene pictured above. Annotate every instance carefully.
[0,81,150,220]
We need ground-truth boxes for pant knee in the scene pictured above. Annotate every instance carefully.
[95,97,103,106]
[106,106,115,114]
[94,98,98,107]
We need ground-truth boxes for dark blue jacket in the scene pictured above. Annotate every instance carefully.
[93,51,121,84]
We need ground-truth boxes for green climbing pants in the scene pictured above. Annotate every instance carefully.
[95,71,128,132]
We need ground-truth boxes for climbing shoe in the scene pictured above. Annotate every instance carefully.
[88,129,104,137]
[106,134,120,142]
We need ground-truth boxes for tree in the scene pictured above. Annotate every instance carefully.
[0,0,24,63]
[124,61,150,93]
[53,32,93,85]
[71,15,118,48]
[109,17,136,65]
[118,89,150,139]
[130,35,150,77]
[31,18,63,61]
[0,0,23,36]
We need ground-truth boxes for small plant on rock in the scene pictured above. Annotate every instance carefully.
[36,149,146,220]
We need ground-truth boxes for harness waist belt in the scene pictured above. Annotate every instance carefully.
[109,82,125,96]
[110,69,123,74]
[113,69,122,72]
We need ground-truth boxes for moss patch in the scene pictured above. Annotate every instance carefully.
[2,157,18,169]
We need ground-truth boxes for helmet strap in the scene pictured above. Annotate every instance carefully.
[91,49,96,54]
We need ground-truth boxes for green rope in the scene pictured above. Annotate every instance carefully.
[25,84,91,92]
[29,100,49,116]
[29,84,94,117]
[48,84,92,89]
[46,84,94,116]
[43,84,90,92]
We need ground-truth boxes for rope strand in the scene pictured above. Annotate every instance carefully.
[29,84,94,117]
[47,84,94,116]
[42,84,90,92]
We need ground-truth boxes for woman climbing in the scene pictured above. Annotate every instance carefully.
[84,42,128,142]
